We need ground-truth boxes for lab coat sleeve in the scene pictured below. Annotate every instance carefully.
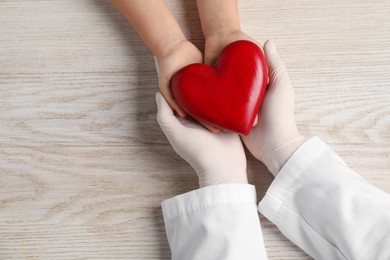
[161,183,268,260]
[258,137,390,260]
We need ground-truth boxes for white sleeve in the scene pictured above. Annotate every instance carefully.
[162,184,268,260]
[258,137,390,260]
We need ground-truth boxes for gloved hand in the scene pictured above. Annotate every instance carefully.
[241,40,305,176]
[156,92,248,187]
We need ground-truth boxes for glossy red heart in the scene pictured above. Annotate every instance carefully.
[171,40,268,135]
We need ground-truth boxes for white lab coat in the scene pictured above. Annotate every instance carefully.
[161,137,390,260]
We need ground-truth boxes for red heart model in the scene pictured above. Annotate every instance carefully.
[171,40,268,135]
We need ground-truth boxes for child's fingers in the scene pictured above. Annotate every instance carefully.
[253,115,258,127]
[156,92,182,130]
[159,79,187,118]
[166,94,187,118]
[204,123,221,133]
[197,119,221,133]
[155,56,187,118]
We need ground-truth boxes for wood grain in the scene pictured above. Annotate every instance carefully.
[0,0,389,259]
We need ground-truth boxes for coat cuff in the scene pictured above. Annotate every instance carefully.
[258,136,331,219]
[162,183,257,222]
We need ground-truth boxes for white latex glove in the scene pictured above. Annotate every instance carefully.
[242,40,305,176]
[156,92,248,187]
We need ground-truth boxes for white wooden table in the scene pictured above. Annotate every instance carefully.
[0,0,389,259]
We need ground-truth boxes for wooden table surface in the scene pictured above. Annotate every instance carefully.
[1,0,389,259]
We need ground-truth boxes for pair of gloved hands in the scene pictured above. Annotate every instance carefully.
[156,40,305,187]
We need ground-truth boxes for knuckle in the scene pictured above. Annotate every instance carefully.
[270,65,289,82]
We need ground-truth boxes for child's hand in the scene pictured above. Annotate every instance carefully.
[204,30,257,65]
[155,40,221,133]
[241,41,305,176]
[156,92,247,187]
[156,40,202,118]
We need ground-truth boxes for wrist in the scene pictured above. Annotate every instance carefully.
[199,171,248,188]
[265,132,306,176]
[205,26,242,41]
[197,0,241,40]
[154,37,188,61]
[205,28,243,45]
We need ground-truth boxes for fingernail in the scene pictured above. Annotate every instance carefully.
[178,110,186,118]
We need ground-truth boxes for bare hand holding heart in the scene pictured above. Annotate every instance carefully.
[171,40,269,135]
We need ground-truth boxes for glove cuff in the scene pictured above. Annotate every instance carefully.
[197,170,248,188]
[265,131,305,176]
